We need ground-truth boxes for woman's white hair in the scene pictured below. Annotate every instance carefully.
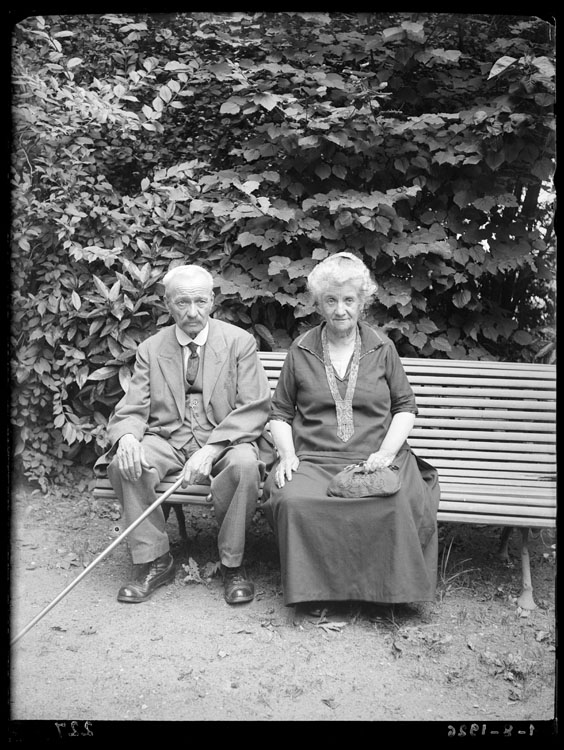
[162,265,214,297]
[307,252,377,306]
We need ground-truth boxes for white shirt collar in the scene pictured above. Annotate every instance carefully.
[174,322,209,348]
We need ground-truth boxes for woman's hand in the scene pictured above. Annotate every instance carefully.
[364,450,396,472]
[274,455,300,488]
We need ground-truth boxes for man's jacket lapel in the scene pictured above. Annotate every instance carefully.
[202,319,227,409]
[157,327,185,420]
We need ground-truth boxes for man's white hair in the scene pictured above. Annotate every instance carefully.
[162,265,214,296]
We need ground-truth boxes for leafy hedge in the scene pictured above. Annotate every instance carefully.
[11,13,555,488]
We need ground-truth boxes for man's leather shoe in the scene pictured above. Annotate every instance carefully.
[117,552,175,603]
[222,564,254,604]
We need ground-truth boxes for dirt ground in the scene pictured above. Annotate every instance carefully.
[9,466,557,734]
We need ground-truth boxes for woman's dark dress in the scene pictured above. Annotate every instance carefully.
[262,323,440,606]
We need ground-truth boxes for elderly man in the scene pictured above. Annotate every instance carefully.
[95,264,273,605]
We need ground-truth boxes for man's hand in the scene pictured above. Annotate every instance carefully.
[116,434,150,482]
[182,444,225,487]
[274,455,300,488]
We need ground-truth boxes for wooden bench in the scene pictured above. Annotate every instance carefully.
[94,353,556,609]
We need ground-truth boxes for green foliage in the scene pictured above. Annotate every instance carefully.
[11,13,555,487]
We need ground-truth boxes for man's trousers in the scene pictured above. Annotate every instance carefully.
[107,434,264,566]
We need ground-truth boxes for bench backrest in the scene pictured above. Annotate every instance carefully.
[258,353,556,491]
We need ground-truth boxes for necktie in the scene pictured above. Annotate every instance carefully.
[186,341,200,385]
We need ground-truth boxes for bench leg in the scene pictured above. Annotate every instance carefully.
[497,527,512,563]
[517,527,537,610]
[163,503,189,550]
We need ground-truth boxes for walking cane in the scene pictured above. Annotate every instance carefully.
[11,475,185,646]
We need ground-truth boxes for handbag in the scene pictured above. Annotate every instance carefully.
[327,462,401,498]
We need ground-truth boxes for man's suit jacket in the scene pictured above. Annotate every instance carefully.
[94,318,273,474]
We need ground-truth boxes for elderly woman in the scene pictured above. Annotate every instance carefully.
[262,252,440,609]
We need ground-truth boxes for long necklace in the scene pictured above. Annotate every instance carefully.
[321,325,361,442]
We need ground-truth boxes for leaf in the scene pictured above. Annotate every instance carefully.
[312,248,329,260]
[164,60,191,71]
[67,57,83,69]
[326,131,351,147]
[254,324,275,348]
[209,61,232,79]
[75,365,89,389]
[402,21,425,43]
[201,560,222,579]
[513,330,534,345]
[159,84,172,103]
[488,56,517,80]
[254,93,279,111]
[315,164,331,180]
[182,557,205,585]
[239,180,260,195]
[189,199,208,213]
[473,196,497,212]
[531,56,555,78]
[118,365,131,393]
[87,366,118,381]
[92,275,110,299]
[108,280,121,301]
[298,135,320,148]
[485,149,505,171]
[430,335,452,352]
[71,291,81,310]
[268,256,291,275]
[453,290,472,308]
[417,318,439,333]
[408,331,427,349]
[220,100,241,114]
[382,27,405,43]
[238,231,262,248]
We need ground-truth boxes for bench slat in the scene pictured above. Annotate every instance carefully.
[436,511,554,528]
[411,419,555,432]
[405,367,555,379]
[437,501,555,519]
[436,468,555,480]
[410,428,555,442]
[439,488,556,505]
[427,459,554,473]
[407,376,555,390]
[414,397,554,410]
[412,388,555,400]
[409,439,555,454]
[401,358,555,373]
[415,408,555,420]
